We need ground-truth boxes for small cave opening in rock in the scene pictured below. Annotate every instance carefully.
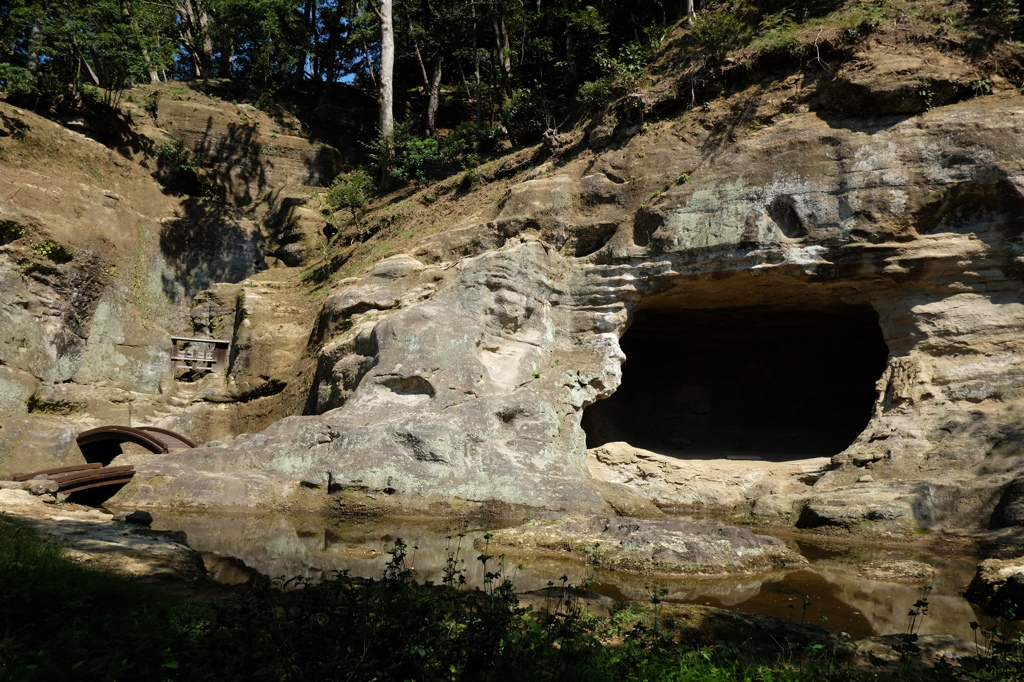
[582,304,889,460]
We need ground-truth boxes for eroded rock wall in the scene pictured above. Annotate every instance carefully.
[116,92,1024,528]
[0,101,285,474]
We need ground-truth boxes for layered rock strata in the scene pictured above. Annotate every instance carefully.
[115,92,1024,529]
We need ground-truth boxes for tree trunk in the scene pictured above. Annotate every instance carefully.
[379,0,394,138]
[686,0,695,24]
[27,19,43,76]
[473,2,482,125]
[378,0,395,186]
[408,21,430,87]
[177,0,213,78]
[425,53,443,138]
[562,0,575,76]
[491,4,511,98]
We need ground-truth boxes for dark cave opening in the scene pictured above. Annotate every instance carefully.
[582,304,890,460]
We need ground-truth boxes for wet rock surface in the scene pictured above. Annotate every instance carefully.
[481,513,805,575]
[0,489,205,581]
[965,557,1024,619]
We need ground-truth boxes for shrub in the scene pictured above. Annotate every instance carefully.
[0,64,32,94]
[440,121,502,169]
[325,170,374,219]
[502,88,550,146]
[0,220,26,243]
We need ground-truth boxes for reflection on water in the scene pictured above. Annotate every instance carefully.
[147,509,987,641]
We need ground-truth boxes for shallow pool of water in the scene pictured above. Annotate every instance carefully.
[146,509,988,641]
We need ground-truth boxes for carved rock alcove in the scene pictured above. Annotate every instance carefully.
[582,304,890,461]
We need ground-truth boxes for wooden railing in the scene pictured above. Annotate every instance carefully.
[170,336,230,375]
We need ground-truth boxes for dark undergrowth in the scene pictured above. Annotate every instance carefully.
[1,518,1022,681]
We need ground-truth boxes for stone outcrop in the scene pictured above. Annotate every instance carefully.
[0,417,85,479]
[965,557,1024,618]
[113,89,1024,530]
[0,99,307,474]
[3,39,1024,535]
[0,488,206,580]
[149,89,344,206]
[481,513,804,575]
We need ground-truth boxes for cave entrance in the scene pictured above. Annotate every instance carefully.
[582,304,889,460]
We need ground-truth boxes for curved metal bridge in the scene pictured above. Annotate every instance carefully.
[77,425,197,467]
[8,425,196,504]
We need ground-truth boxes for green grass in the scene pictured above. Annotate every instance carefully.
[2,520,1022,681]
[0,517,207,680]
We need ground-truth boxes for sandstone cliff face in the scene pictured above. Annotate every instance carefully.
[0,100,311,476]
[115,85,1024,530]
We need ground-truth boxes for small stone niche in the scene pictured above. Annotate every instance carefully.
[582,303,889,460]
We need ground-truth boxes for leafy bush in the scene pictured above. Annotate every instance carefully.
[325,170,374,219]
[751,9,803,57]
[440,121,502,169]
[502,88,550,146]
[0,64,32,94]
[153,139,207,196]
[974,0,1022,30]
[693,2,754,56]
[577,78,615,113]
[400,136,444,183]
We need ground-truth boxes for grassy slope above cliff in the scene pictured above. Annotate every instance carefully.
[306,0,1024,289]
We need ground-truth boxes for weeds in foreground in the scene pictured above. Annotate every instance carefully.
[2,517,1023,681]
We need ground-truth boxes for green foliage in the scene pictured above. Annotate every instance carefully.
[0,220,26,243]
[29,239,73,263]
[440,121,502,169]
[25,396,79,414]
[750,9,803,57]
[503,88,550,146]
[400,137,444,183]
[368,120,501,188]
[154,139,193,171]
[153,139,208,196]
[0,0,179,107]
[0,63,32,94]
[212,0,308,83]
[0,517,203,678]
[4,524,1024,682]
[973,0,1023,31]
[693,3,755,56]
[325,170,374,219]
[577,78,615,113]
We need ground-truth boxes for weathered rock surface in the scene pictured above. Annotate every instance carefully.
[0,98,318,471]
[151,91,343,206]
[113,90,1024,526]
[965,557,1024,618]
[0,489,205,580]
[588,441,830,508]
[991,478,1024,528]
[858,560,938,585]
[4,40,1024,533]
[0,417,85,479]
[482,513,804,575]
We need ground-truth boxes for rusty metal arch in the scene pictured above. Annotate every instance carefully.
[136,426,198,450]
[76,425,194,466]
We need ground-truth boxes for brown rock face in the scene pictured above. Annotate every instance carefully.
[116,89,1024,526]
[154,96,343,206]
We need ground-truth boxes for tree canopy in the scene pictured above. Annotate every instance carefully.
[2,0,1022,185]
